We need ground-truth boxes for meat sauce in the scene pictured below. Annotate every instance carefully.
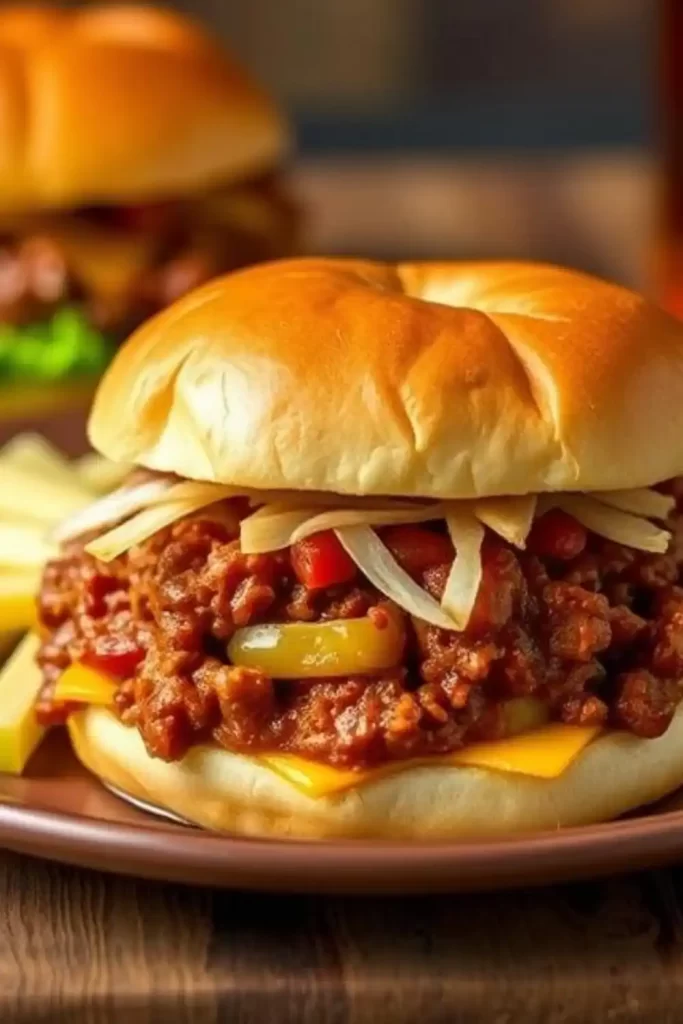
[35,486,683,769]
[0,173,297,336]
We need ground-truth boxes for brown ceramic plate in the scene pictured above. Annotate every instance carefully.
[2,732,683,893]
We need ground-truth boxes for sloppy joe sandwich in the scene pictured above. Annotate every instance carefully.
[0,5,294,387]
[34,258,683,838]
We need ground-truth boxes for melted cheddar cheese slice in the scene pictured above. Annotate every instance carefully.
[53,663,117,706]
[261,724,600,798]
[54,663,600,798]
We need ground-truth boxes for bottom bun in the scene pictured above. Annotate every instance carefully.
[68,706,683,839]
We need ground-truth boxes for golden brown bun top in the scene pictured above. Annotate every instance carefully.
[88,258,683,499]
[0,4,289,211]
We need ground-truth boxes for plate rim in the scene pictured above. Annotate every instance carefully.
[3,791,683,893]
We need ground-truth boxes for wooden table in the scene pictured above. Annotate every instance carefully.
[1,153,675,1022]
[2,851,682,1022]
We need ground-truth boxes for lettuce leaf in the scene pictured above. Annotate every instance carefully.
[0,306,115,381]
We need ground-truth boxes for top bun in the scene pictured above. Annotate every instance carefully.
[0,5,289,212]
[88,258,683,500]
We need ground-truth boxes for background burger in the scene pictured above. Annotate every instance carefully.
[35,258,683,838]
[0,4,294,391]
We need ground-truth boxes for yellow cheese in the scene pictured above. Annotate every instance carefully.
[449,723,601,778]
[261,723,600,798]
[53,663,117,706]
[55,664,600,797]
[260,756,370,798]
[0,633,46,774]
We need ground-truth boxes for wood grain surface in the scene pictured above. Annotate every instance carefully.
[2,850,683,1023]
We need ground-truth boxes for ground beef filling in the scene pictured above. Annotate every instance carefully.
[35,487,683,769]
[0,172,296,335]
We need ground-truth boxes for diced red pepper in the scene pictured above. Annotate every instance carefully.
[527,509,587,560]
[380,525,454,579]
[468,538,517,633]
[81,635,145,680]
[290,531,357,590]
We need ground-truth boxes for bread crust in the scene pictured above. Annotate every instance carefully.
[0,5,289,210]
[89,258,683,498]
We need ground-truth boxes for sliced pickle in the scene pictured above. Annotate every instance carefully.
[228,612,405,679]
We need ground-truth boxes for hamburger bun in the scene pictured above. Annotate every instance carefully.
[67,705,683,838]
[88,258,683,499]
[0,5,289,211]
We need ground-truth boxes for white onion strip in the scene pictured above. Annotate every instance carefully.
[291,503,448,543]
[442,514,485,628]
[85,490,237,562]
[334,524,458,630]
[555,495,671,554]
[240,508,327,554]
[79,474,676,636]
[475,495,536,548]
[592,488,675,522]
[51,477,174,543]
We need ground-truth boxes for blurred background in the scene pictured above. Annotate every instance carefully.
[173,0,654,286]
[208,0,650,155]
[3,0,659,285]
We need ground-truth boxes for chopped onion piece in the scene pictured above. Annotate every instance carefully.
[475,495,536,548]
[335,525,458,630]
[592,488,675,522]
[148,479,242,506]
[240,508,326,554]
[85,487,237,562]
[51,477,173,544]
[290,503,448,543]
[555,495,671,554]
[442,514,485,628]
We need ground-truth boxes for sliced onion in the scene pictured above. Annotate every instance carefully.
[240,508,326,554]
[474,495,536,548]
[334,525,458,630]
[51,477,173,544]
[555,495,671,554]
[86,496,232,562]
[290,503,448,544]
[442,514,485,628]
[592,488,675,522]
